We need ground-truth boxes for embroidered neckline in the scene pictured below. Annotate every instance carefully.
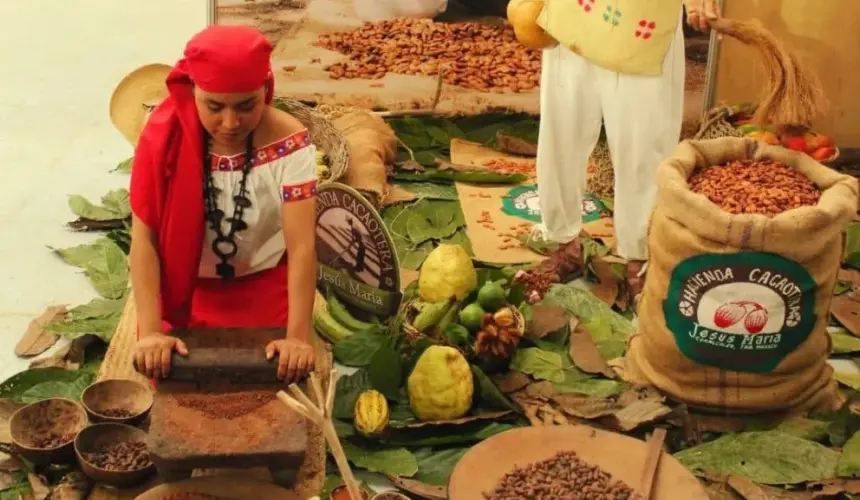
[209,129,311,171]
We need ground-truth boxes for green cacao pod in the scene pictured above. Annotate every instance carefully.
[353,390,390,437]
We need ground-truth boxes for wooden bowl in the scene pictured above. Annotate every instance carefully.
[10,398,88,465]
[135,475,299,499]
[448,425,708,500]
[330,485,369,500]
[82,379,153,425]
[370,493,410,500]
[75,423,155,487]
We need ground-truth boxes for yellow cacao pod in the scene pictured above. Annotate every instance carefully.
[353,390,390,437]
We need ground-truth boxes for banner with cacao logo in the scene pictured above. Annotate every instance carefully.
[501,186,610,224]
[315,183,402,316]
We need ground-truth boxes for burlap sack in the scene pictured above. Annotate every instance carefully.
[331,112,397,206]
[626,137,859,414]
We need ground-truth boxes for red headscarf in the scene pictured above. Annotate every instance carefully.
[129,25,275,329]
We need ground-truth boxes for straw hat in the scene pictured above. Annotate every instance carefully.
[109,63,173,147]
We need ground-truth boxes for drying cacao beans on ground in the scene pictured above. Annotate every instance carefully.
[688,158,821,216]
[484,450,643,500]
[316,18,541,93]
[627,137,859,414]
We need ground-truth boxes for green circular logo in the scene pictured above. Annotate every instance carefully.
[663,252,817,373]
[501,186,609,223]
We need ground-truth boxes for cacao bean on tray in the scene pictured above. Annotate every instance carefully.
[688,159,820,216]
[315,18,541,93]
[484,450,643,500]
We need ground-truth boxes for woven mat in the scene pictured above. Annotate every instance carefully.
[90,293,330,499]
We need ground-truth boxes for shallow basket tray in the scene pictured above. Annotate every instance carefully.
[274,98,349,184]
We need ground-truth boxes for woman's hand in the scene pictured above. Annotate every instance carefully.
[266,337,316,383]
[685,0,722,33]
[135,335,189,379]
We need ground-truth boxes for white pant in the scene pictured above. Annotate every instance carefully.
[535,17,685,261]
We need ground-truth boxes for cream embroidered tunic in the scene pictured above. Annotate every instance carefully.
[199,129,317,279]
[538,0,684,76]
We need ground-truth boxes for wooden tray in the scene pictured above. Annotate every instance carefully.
[135,475,299,500]
[448,425,708,500]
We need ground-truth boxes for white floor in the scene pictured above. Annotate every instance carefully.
[0,0,208,382]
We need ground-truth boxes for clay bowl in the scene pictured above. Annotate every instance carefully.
[81,379,153,425]
[329,485,370,500]
[370,493,410,500]
[10,398,88,465]
[75,423,155,487]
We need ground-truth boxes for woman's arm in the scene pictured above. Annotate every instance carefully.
[282,196,318,341]
[130,215,163,336]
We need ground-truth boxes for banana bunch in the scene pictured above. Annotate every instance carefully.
[402,297,460,340]
[312,292,376,343]
[474,306,524,360]
[315,150,331,181]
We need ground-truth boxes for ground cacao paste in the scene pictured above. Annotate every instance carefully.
[484,451,643,500]
[82,440,152,471]
[174,390,275,420]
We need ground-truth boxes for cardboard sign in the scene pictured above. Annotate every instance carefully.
[315,183,402,316]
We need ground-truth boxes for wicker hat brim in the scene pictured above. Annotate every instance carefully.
[109,63,172,147]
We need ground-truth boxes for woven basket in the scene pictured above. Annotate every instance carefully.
[274,98,349,184]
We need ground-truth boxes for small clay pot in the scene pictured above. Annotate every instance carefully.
[74,422,155,487]
[81,379,153,426]
[329,485,370,500]
[10,398,88,465]
[370,493,410,500]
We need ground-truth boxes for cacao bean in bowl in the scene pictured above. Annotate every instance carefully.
[329,485,370,500]
[82,379,153,425]
[74,422,155,487]
[10,398,88,465]
[370,493,410,500]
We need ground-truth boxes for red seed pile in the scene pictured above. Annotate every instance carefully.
[688,159,820,216]
[484,451,643,500]
[316,18,541,93]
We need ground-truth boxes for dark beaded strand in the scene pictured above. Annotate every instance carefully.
[202,131,255,280]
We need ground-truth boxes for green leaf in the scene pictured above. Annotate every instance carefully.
[333,326,390,367]
[333,419,355,439]
[674,431,839,484]
[393,182,459,200]
[368,344,402,400]
[0,471,31,500]
[846,222,860,268]
[392,168,528,185]
[114,157,133,173]
[0,367,95,404]
[553,378,628,398]
[442,230,474,257]
[839,431,860,477]
[832,330,860,354]
[444,324,471,347]
[412,447,470,486]
[405,200,465,244]
[333,370,372,420]
[53,237,129,299]
[542,285,634,360]
[382,422,516,447]
[773,418,830,442]
[44,294,127,343]
[471,365,520,413]
[342,441,419,477]
[510,348,567,383]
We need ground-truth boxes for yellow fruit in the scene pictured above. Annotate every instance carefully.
[418,244,478,303]
[353,390,390,437]
[507,0,557,50]
[407,346,474,421]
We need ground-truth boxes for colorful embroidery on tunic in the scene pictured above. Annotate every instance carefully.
[210,129,312,171]
[281,180,318,202]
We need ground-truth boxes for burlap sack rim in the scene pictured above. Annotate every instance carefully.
[657,137,859,249]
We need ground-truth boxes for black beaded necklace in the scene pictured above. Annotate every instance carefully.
[202,131,254,281]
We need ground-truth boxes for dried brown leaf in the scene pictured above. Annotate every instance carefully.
[831,294,860,336]
[401,411,512,428]
[839,268,860,285]
[0,452,23,473]
[523,381,556,400]
[492,371,532,394]
[588,257,621,307]
[609,400,672,432]
[28,335,95,370]
[617,385,664,407]
[399,160,425,172]
[495,131,537,157]
[28,473,50,500]
[0,399,25,445]
[525,304,569,338]
[569,323,614,378]
[809,478,860,498]
[551,393,619,419]
[0,470,17,490]
[387,475,447,500]
[15,305,66,357]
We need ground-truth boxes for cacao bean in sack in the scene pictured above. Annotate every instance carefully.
[626,137,858,414]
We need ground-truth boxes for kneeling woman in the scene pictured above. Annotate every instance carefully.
[131,25,317,382]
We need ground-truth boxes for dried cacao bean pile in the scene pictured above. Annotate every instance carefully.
[33,432,74,449]
[98,408,133,419]
[82,440,152,471]
[316,18,541,93]
[484,451,643,500]
[688,159,820,216]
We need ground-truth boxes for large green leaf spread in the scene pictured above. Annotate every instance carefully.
[68,189,131,222]
[53,237,129,299]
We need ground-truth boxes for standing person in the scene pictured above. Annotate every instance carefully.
[130,25,318,383]
[531,0,721,296]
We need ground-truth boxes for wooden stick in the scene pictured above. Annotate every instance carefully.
[325,368,337,418]
[640,428,667,500]
[309,372,326,412]
[276,391,313,421]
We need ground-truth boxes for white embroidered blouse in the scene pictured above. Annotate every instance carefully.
[198,129,317,279]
